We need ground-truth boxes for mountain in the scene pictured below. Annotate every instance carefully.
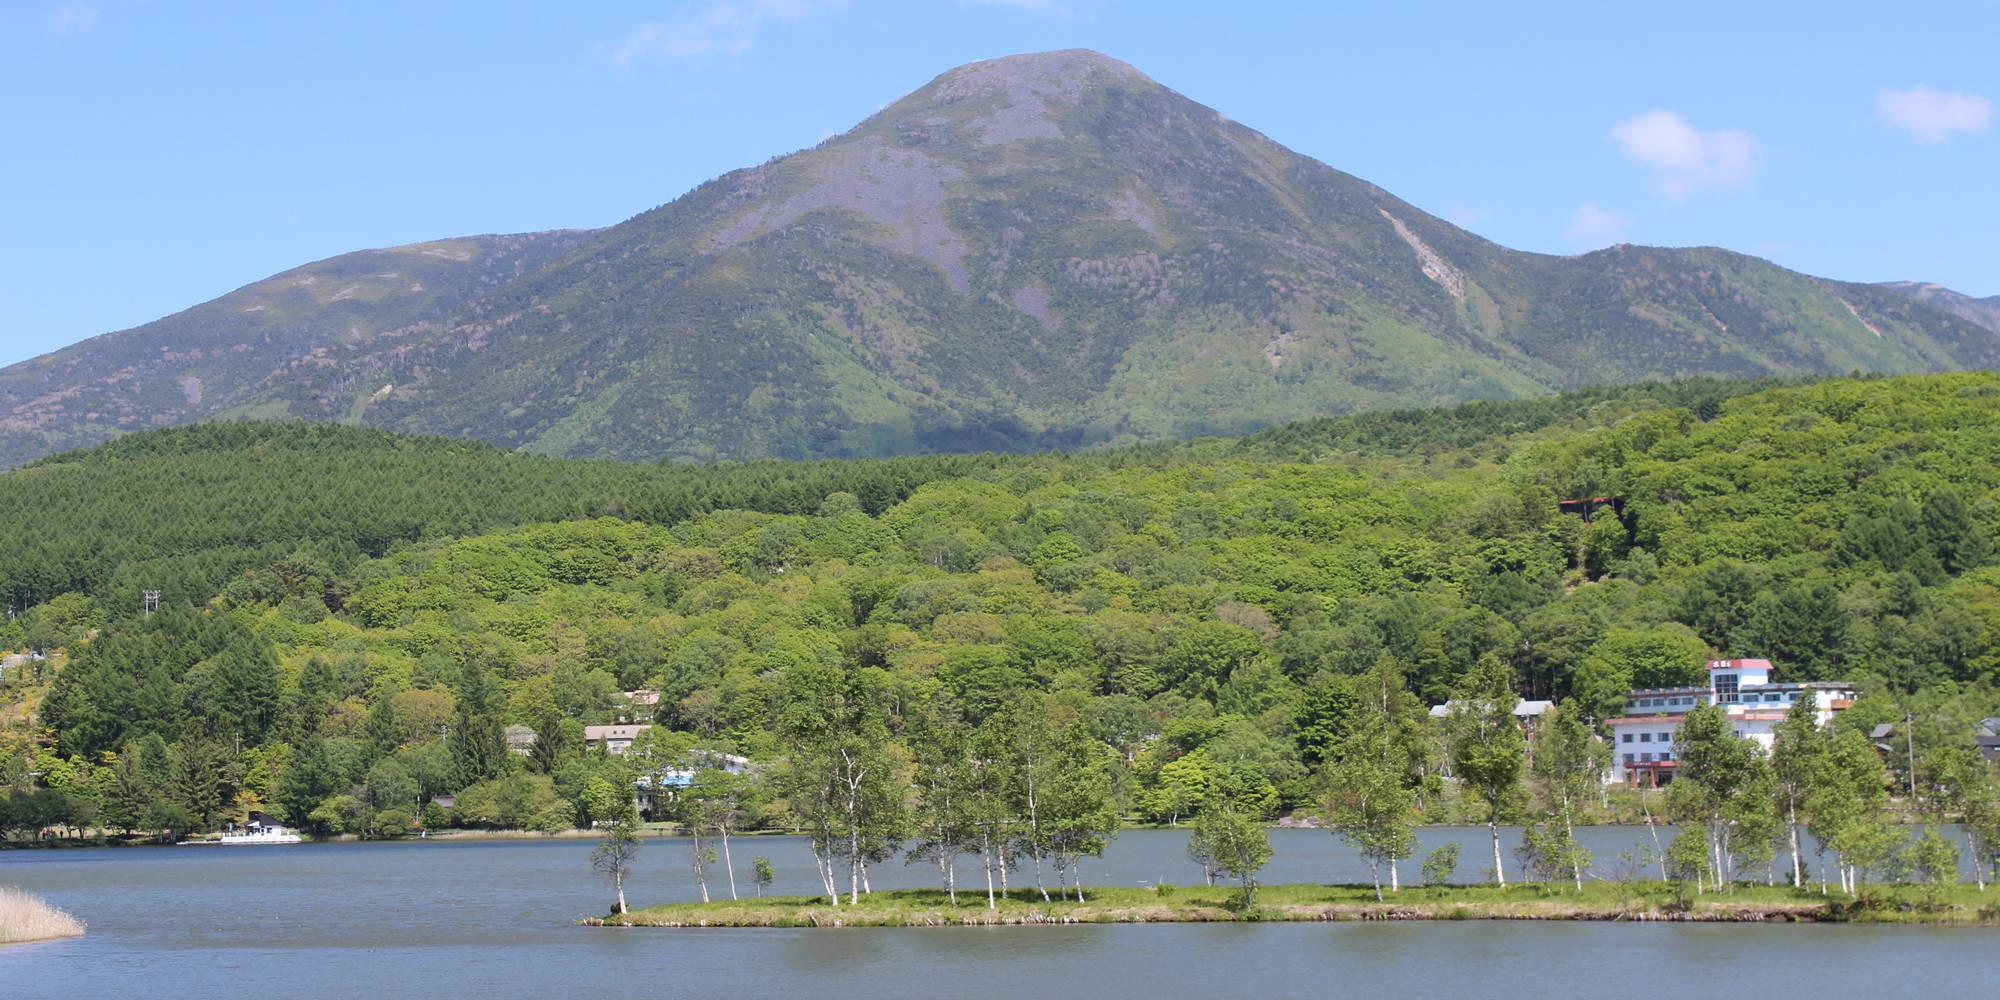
[1880,281,2000,335]
[6,50,1996,467]
[0,230,596,466]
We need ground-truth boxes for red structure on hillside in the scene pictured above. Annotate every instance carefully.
[1558,496,1622,523]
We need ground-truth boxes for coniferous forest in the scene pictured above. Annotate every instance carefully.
[5,372,2000,898]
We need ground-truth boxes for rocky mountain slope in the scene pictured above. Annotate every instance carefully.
[1881,281,2000,335]
[5,50,1995,467]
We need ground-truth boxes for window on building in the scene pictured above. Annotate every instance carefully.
[1622,733,1632,743]
[1715,672,1738,702]
[1658,733,1671,744]
[1623,753,1634,764]
[1641,753,1654,762]
[1660,752,1673,761]
[1788,692,1799,701]
[1639,732,1651,742]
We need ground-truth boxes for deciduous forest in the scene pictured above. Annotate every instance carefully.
[6,372,2000,895]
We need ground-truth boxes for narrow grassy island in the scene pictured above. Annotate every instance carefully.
[589,883,2000,928]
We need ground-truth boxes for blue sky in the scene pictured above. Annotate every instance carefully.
[3,0,1994,369]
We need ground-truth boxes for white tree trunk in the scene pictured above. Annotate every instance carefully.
[1788,799,1802,888]
[722,825,738,900]
[1490,813,1505,887]
[984,830,997,909]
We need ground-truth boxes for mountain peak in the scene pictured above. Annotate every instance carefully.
[859,49,1154,147]
[933,49,1146,98]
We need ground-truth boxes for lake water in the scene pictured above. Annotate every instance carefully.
[3,827,1993,997]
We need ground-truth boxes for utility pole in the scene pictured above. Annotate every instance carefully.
[1906,711,1918,799]
[143,590,161,617]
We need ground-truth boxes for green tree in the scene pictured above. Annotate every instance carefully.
[753,855,776,897]
[1420,842,1460,891]
[1448,655,1525,886]
[685,766,745,900]
[591,818,642,915]
[1188,800,1272,905]
[101,744,154,834]
[1908,824,1961,907]
[779,673,906,905]
[140,799,196,843]
[1669,701,1766,892]
[274,734,347,831]
[1807,728,1895,894]
[1324,720,1417,901]
[1164,621,1265,702]
[1528,701,1602,889]
[1769,693,1827,887]
[1042,718,1118,902]
[906,719,976,905]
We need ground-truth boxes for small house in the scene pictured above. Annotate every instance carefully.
[583,724,651,755]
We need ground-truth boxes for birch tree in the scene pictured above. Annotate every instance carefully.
[1324,721,1417,901]
[586,781,642,915]
[1670,701,1765,891]
[1528,701,1602,890]
[1768,693,1827,887]
[686,765,745,900]
[590,818,641,916]
[778,675,907,906]
[1043,719,1118,902]
[906,719,976,905]
[1448,655,1524,885]
[1806,728,1893,894]
[998,699,1062,902]
[1190,800,1272,904]
[967,718,1016,908]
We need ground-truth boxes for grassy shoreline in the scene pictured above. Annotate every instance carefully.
[590,883,2000,928]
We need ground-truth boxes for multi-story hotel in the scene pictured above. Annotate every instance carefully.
[1608,658,1857,785]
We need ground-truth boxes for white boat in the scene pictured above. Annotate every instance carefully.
[217,827,303,845]
[181,811,304,845]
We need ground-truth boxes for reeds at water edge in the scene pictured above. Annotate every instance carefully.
[0,886,86,943]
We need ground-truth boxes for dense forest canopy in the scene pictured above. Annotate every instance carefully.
[0,374,1836,613]
[6,371,2000,855]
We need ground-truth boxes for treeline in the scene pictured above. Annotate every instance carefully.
[1229,375,1839,461]
[9,372,2000,861]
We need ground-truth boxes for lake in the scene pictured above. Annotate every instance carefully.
[3,826,1992,997]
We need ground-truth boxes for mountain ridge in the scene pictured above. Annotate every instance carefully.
[4,49,1994,468]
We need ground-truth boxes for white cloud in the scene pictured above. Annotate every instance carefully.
[44,0,98,38]
[1608,110,1759,199]
[1567,204,1632,247]
[610,0,845,67]
[1878,85,1993,143]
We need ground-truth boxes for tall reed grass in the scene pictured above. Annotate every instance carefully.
[0,886,86,943]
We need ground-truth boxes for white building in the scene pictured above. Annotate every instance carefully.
[1429,699,1556,726]
[1609,658,1856,786]
[583,724,652,754]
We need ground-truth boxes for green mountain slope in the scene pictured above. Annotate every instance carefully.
[0,231,596,467]
[5,51,1994,467]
